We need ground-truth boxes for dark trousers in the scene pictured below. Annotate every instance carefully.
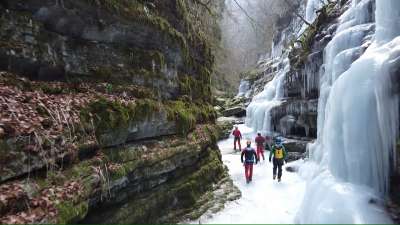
[234,137,241,151]
[244,163,254,181]
[273,158,284,179]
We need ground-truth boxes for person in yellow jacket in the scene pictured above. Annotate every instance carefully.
[269,138,287,182]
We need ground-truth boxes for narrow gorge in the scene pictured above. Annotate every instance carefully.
[1,0,400,224]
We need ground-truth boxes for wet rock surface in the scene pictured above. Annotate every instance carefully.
[284,139,310,153]
[222,107,246,117]
[216,117,245,139]
[271,100,318,138]
[286,152,306,162]
[180,175,241,222]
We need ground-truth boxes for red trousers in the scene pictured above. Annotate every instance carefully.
[256,145,265,160]
[244,163,253,181]
[234,137,241,151]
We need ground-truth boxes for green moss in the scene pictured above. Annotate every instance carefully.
[133,98,161,119]
[84,0,189,63]
[79,96,216,141]
[56,201,89,224]
[104,147,142,181]
[165,101,216,135]
[109,165,127,180]
[80,97,132,136]
[178,74,212,102]
[83,0,216,94]
[29,123,222,223]
[99,144,224,224]
[67,160,96,179]
[79,98,164,143]
[204,125,218,144]
[167,101,197,135]
[179,76,192,97]
[170,148,224,208]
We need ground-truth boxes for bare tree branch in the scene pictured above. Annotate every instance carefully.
[283,0,315,28]
[231,0,265,32]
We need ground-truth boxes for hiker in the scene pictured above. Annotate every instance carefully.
[255,132,266,161]
[269,138,287,182]
[232,126,242,151]
[265,133,272,151]
[241,140,259,183]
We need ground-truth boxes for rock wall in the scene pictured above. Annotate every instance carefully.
[0,0,222,102]
[0,0,235,224]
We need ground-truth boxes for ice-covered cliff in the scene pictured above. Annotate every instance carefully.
[243,0,400,222]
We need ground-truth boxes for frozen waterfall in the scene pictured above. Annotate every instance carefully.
[236,80,251,98]
[243,0,399,223]
[245,57,288,134]
[297,0,400,223]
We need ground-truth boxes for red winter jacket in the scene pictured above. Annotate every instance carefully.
[255,136,266,147]
[232,130,242,138]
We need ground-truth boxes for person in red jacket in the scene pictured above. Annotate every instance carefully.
[255,132,266,161]
[232,126,242,151]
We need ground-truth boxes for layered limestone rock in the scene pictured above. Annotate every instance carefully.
[0,0,221,102]
[1,124,240,224]
[0,0,237,224]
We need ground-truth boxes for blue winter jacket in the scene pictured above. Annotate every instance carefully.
[241,147,258,164]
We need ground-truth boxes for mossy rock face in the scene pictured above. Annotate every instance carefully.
[82,144,225,224]
[0,138,52,182]
[79,98,133,146]
[1,0,222,102]
[78,97,217,147]
[56,201,89,224]
[79,98,168,147]
[166,101,217,135]
[0,124,225,224]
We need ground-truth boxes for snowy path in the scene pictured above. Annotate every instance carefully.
[197,124,307,224]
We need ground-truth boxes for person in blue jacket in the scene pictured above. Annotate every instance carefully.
[241,140,259,183]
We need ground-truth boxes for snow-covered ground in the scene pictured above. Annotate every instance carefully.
[193,124,392,224]
[196,124,307,224]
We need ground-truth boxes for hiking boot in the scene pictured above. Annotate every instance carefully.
[246,180,250,184]
[273,175,276,180]
[278,178,281,182]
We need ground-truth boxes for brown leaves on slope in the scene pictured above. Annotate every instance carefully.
[0,82,92,138]
[0,181,84,224]
[0,71,136,139]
